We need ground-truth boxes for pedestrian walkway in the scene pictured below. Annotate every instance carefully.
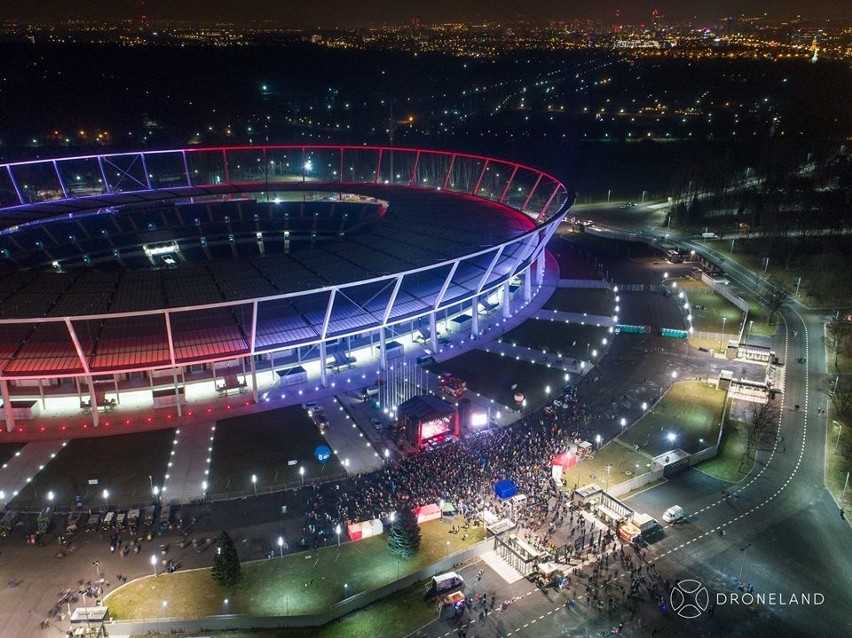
[161,422,215,504]
[0,440,66,508]
[532,309,615,327]
[478,340,589,376]
[316,395,384,476]
[480,549,526,584]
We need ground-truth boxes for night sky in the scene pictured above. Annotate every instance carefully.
[0,1,841,27]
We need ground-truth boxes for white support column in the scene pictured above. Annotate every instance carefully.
[249,300,259,403]
[319,341,328,387]
[163,312,182,417]
[64,318,98,427]
[536,252,546,286]
[502,281,512,318]
[379,329,387,370]
[0,379,14,432]
[470,295,479,337]
[523,266,532,303]
[429,312,438,352]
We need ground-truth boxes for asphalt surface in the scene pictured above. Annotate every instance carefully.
[2,210,849,638]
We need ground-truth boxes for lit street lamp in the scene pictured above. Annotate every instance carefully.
[620,417,627,433]
[336,524,342,547]
[595,434,602,450]
[151,554,158,577]
[278,536,284,558]
[299,466,304,486]
[251,474,258,497]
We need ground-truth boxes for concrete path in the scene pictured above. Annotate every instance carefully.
[0,440,67,508]
[161,422,215,504]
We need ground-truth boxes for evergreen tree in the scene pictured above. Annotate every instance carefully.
[211,530,241,588]
[387,507,421,559]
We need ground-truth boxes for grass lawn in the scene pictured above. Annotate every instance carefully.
[695,402,754,482]
[567,440,655,491]
[433,350,569,410]
[126,578,447,638]
[210,406,346,495]
[677,279,746,336]
[9,429,174,509]
[106,517,486,621]
[618,381,726,457]
[500,320,610,360]
[705,238,852,308]
[825,417,852,509]
[542,288,615,317]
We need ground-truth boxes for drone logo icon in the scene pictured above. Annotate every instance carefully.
[670,578,710,619]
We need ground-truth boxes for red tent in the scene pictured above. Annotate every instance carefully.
[552,451,577,469]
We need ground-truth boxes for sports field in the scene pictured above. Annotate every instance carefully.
[208,406,346,496]
[8,429,174,509]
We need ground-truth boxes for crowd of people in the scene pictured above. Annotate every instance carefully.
[298,396,600,553]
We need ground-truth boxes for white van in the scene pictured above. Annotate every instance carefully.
[663,505,684,523]
[431,572,464,594]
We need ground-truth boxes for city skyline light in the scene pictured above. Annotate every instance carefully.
[0,0,844,28]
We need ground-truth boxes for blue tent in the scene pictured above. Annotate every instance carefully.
[494,479,517,499]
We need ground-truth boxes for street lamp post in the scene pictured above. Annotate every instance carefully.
[251,474,258,497]
[336,524,341,547]
[595,434,602,450]
[151,554,158,578]
[720,317,727,350]
[738,544,752,582]
[299,466,304,486]
[278,536,284,558]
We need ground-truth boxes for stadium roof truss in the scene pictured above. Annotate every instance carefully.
[0,146,571,380]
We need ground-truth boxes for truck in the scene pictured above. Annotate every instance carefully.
[0,510,19,537]
[663,505,685,524]
[37,507,53,535]
[127,509,140,533]
[632,513,661,537]
[431,572,464,595]
[143,505,157,528]
[617,519,643,543]
[66,511,83,535]
[86,513,101,532]
[159,504,173,529]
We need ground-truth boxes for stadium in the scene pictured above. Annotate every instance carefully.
[0,146,571,433]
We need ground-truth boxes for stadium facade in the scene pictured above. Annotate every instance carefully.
[0,146,571,431]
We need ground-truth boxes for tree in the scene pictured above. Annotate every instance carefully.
[211,530,241,588]
[758,275,790,324]
[740,400,779,472]
[387,507,421,559]
[826,315,852,370]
